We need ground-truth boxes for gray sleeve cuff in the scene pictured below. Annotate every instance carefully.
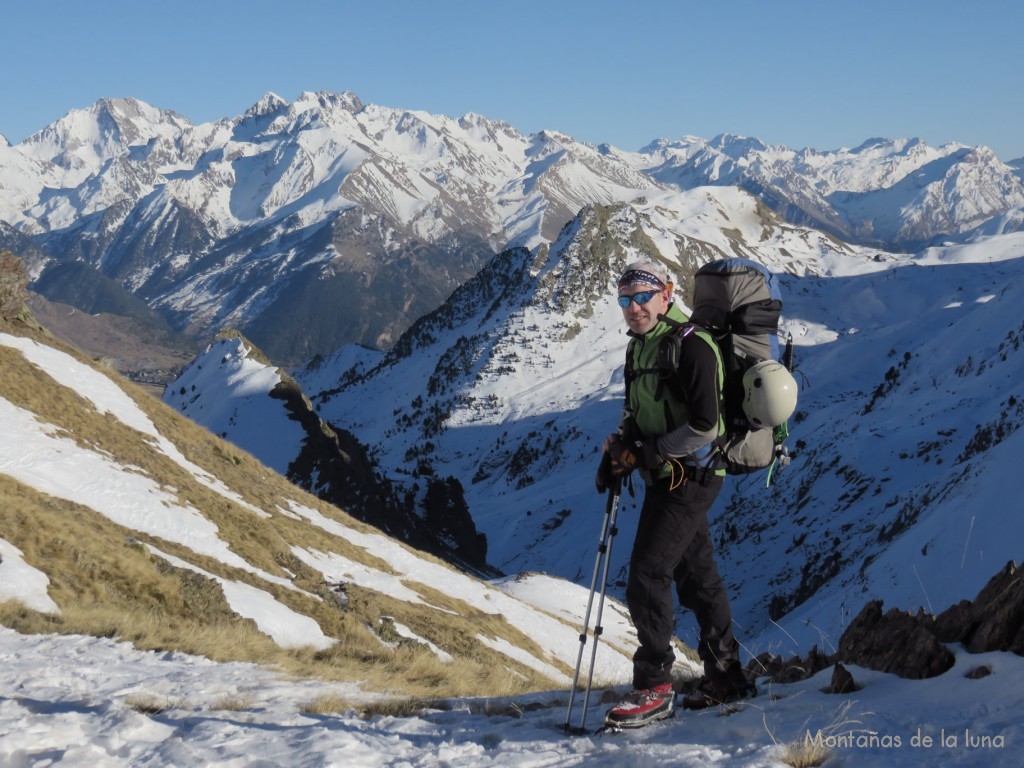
[656,423,718,461]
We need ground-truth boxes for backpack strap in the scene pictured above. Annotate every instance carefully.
[650,319,728,476]
[624,337,661,401]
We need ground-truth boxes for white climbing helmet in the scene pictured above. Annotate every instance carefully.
[742,360,798,428]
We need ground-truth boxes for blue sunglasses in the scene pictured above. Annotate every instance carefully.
[617,289,660,308]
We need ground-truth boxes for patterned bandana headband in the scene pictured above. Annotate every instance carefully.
[618,269,667,291]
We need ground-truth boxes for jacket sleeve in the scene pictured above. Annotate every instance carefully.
[653,333,720,460]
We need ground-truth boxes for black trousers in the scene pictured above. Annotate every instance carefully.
[625,473,740,689]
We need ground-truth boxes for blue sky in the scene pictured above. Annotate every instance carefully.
[3,0,1021,160]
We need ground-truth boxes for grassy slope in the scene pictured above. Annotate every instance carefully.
[0,312,568,700]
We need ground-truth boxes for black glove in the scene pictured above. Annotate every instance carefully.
[607,436,641,477]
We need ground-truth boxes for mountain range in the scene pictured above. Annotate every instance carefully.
[3,90,1024,649]
[2,92,1023,371]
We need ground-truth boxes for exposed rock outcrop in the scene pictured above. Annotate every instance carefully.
[749,560,1023,688]
[837,600,955,679]
[932,560,1024,654]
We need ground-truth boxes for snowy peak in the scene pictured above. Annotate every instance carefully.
[291,89,364,116]
[162,331,293,467]
[707,132,772,155]
[243,92,290,119]
[18,97,191,180]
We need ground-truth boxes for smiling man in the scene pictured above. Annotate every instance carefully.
[598,259,755,728]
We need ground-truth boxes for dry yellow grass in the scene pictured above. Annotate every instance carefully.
[208,693,256,712]
[354,697,450,719]
[765,699,873,768]
[777,738,831,768]
[124,694,191,715]
[298,694,354,716]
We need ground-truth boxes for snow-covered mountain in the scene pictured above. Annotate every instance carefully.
[165,186,851,565]
[299,189,867,584]
[725,236,1024,649]
[163,188,1024,659]
[0,94,662,366]
[337,219,1024,653]
[618,135,1024,250]
[2,93,1022,368]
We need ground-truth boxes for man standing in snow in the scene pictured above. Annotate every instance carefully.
[598,259,754,728]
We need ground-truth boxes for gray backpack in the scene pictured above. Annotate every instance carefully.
[661,257,792,476]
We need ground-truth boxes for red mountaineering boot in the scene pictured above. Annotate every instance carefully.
[604,683,675,728]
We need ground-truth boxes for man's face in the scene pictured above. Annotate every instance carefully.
[618,283,670,335]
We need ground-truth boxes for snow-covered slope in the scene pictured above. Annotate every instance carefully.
[161,330,494,571]
[162,332,306,474]
[2,624,1021,766]
[0,317,650,695]
[725,234,1024,651]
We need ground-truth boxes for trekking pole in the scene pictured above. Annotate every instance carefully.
[578,475,621,730]
[563,464,621,733]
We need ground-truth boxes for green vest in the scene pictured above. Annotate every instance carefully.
[625,303,725,478]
